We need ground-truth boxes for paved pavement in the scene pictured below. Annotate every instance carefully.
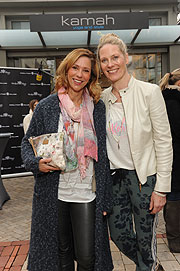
[0,176,180,271]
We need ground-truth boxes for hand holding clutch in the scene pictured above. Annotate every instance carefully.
[39,157,61,173]
[29,132,66,170]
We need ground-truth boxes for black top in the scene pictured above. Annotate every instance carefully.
[163,87,180,192]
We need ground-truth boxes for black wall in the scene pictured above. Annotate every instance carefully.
[0,67,51,175]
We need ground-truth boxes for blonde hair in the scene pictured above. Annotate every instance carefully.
[97,33,128,61]
[159,68,180,91]
[55,48,102,103]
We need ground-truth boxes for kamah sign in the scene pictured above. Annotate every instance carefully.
[30,12,149,32]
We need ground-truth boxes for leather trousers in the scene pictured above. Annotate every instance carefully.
[57,199,95,271]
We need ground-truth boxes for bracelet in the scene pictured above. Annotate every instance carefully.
[154,191,167,197]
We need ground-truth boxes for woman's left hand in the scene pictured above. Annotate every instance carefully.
[149,191,166,214]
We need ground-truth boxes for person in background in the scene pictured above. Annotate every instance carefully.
[21,48,113,271]
[159,68,180,253]
[23,99,38,133]
[97,33,173,271]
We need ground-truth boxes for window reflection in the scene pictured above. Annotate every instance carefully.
[149,18,162,26]
[128,53,161,84]
[11,21,30,29]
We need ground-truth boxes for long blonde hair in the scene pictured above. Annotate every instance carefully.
[55,48,102,103]
[159,68,180,91]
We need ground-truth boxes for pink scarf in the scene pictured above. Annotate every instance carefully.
[58,87,98,178]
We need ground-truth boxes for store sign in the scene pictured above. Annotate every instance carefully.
[30,12,149,32]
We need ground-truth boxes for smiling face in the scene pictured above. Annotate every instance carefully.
[99,44,129,85]
[67,56,91,95]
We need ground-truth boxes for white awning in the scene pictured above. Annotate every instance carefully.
[0,25,179,49]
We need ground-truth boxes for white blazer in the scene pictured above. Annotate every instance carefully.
[23,109,33,134]
[101,76,173,192]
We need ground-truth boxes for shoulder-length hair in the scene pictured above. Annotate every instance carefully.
[29,99,38,111]
[55,48,102,103]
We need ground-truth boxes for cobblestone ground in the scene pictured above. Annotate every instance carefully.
[0,176,180,271]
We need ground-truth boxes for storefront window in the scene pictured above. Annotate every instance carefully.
[149,18,162,26]
[128,53,161,84]
[8,53,161,88]
[11,21,30,29]
[8,57,55,69]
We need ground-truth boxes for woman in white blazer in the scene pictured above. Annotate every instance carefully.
[97,33,173,271]
[23,99,38,133]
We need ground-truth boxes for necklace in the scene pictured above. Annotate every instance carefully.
[108,120,124,149]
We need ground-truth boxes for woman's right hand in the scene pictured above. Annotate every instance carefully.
[39,158,60,173]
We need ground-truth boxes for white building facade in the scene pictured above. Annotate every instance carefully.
[0,0,180,83]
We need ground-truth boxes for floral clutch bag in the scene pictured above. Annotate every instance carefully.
[29,132,66,170]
